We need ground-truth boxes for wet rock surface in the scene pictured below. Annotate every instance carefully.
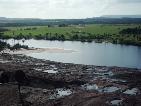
[0,53,141,106]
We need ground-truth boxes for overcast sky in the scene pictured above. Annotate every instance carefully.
[0,0,141,19]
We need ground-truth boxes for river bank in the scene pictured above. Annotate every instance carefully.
[0,53,141,106]
[2,48,76,54]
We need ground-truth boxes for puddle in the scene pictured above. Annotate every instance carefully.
[43,70,58,74]
[98,68,108,72]
[42,89,49,93]
[81,84,120,93]
[123,88,139,95]
[50,65,58,70]
[34,68,58,73]
[95,67,109,72]
[86,68,93,71]
[49,88,72,99]
[110,100,122,106]
[81,84,98,91]
[0,59,10,63]
[35,63,45,65]
[0,61,10,63]
[34,68,42,71]
[111,79,126,83]
[94,71,114,77]
[57,88,72,97]
[102,86,120,93]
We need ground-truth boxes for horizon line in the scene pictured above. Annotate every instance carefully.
[1,14,141,20]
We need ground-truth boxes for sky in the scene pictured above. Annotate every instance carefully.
[0,0,141,19]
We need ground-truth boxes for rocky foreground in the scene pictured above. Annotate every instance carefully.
[0,53,141,106]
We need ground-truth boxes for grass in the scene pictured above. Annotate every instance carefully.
[2,24,141,46]
[4,24,140,37]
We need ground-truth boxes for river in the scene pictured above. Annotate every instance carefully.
[6,39,141,69]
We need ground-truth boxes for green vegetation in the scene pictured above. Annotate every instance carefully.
[1,24,141,46]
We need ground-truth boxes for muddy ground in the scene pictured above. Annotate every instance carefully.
[0,53,141,106]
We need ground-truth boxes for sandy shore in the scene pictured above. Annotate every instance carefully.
[2,48,76,55]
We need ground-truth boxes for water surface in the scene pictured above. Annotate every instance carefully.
[6,39,141,69]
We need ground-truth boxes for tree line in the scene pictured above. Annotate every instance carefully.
[120,26,141,34]
[1,27,141,46]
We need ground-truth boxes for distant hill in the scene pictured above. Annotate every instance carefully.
[101,15,141,18]
[1,15,141,27]
[0,17,7,20]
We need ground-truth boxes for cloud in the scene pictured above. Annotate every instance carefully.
[116,0,141,3]
[0,0,140,19]
[0,0,110,18]
[103,0,141,16]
